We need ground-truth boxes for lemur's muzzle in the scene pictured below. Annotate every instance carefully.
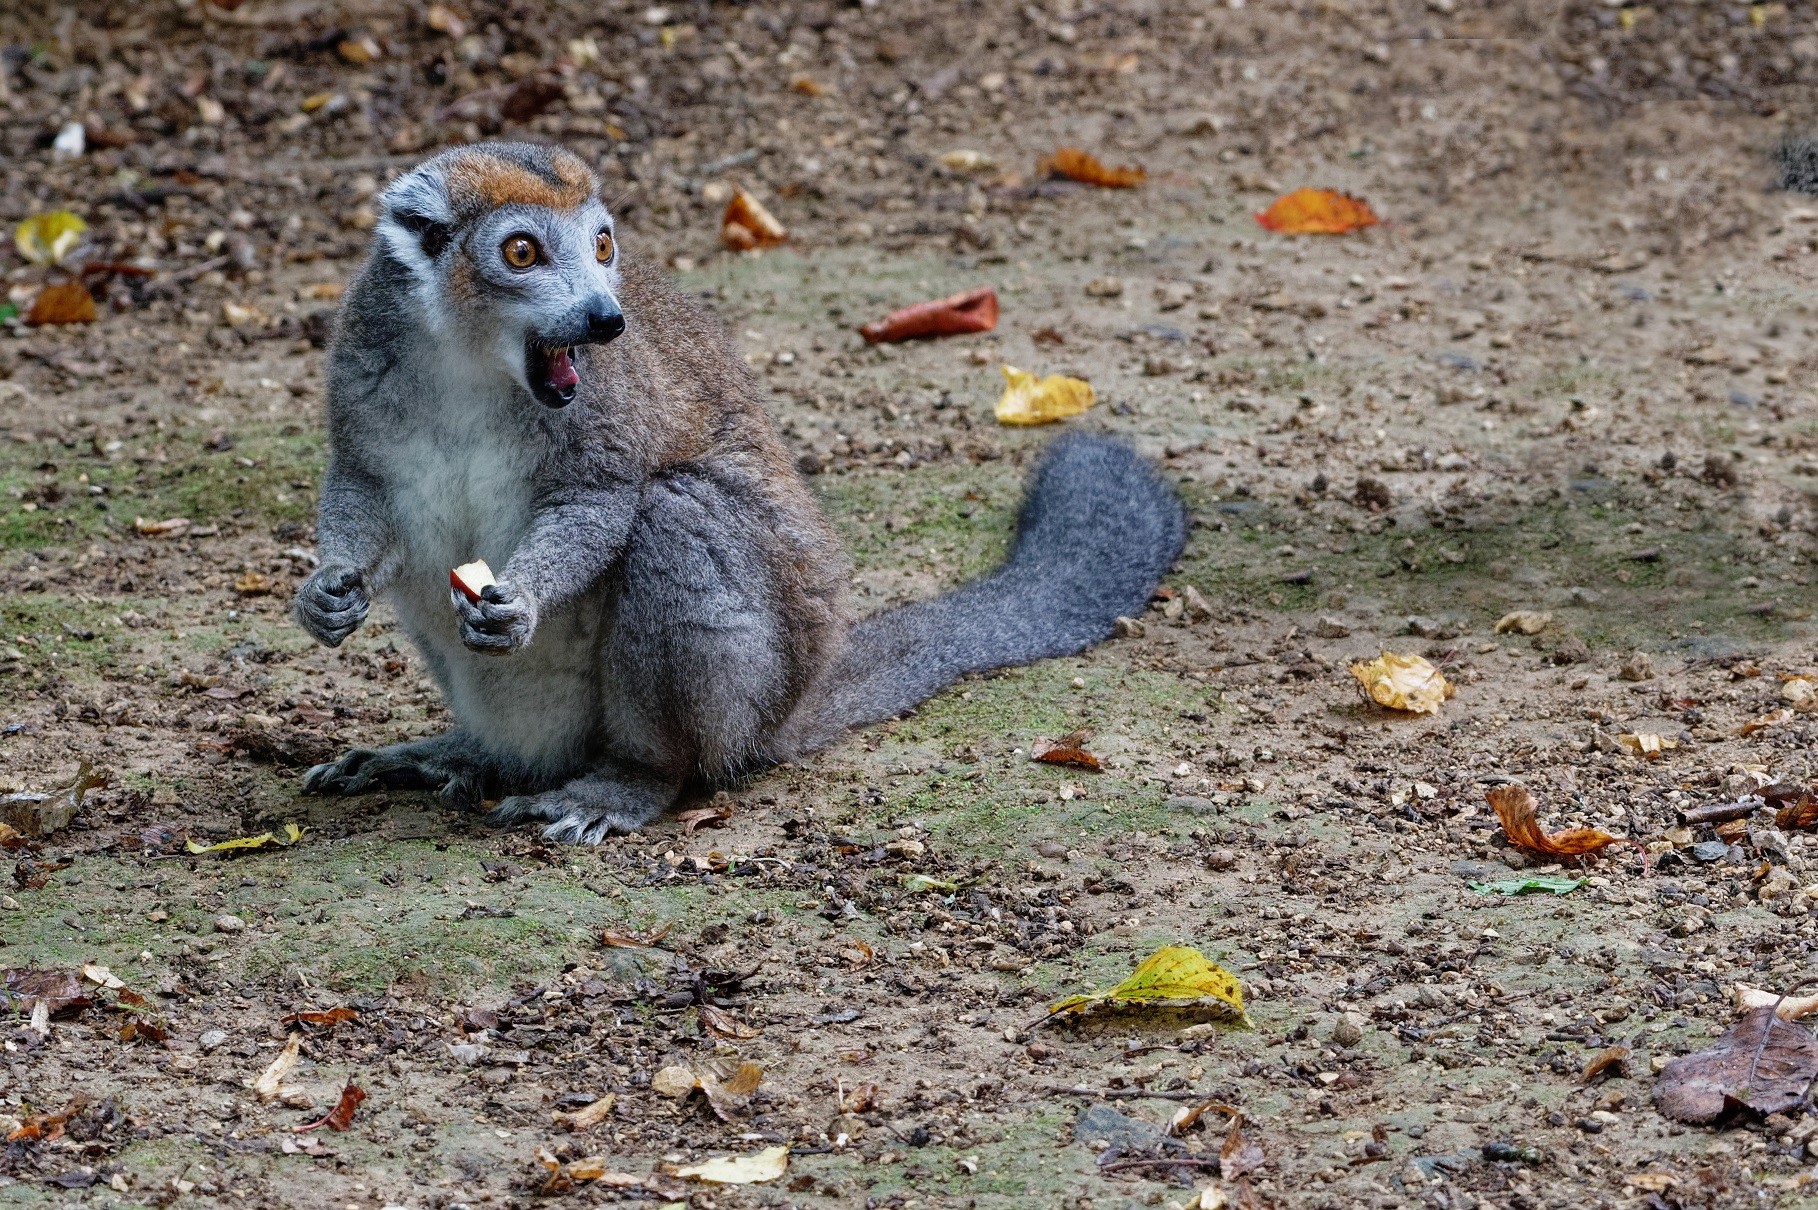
[525,298,625,409]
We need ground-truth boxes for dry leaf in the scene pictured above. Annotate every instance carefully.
[600,921,673,949]
[279,1006,358,1027]
[1655,1006,1818,1123]
[859,286,999,344]
[699,1061,763,1121]
[939,149,996,172]
[994,364,1095,426]
[234,571,273,597]
[1,762,108,838]
[253,1033,303,1102]
[789,74,826,95]
[296,1081,365,1132]
[1031,731,1102,771]
[1349,652,1453,714]
[1493,610,1551,635]
[1169,1099,1240,1137]
[552,1093,616,1130]
[1617,732,1678,760]
[698,1003,761,1039]
[1582,1044,1631,1082]
[1041,147,1145,188]
[1219,1120,1267,1180]
[26,281,96,326]
[672,1143,790,1184]
[1047,945,1247,1024]
[133,517,190,537]
[677,797,735,836]
[1487,784,1622,859]
[14,211,87,266]
[1,968,90,1016]
[1738,709,1794,737]
[721,188,787,251]
[1733,983,1818,1021]
[187,823,304,854]
[5,1096,87,1143]
[1254,188,1380,235]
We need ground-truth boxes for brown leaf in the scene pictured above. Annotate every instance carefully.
[1,762,109,838]
[280,1007,359,1028]
[5,1096,88,1142]
[601,920,673,949]
[1582,1044,1630,1083]
[1655,1007,1818,1124]
[296,1081,365,1132]
[837,1081,881,1114]
[859,286,999,344]
[721,188,787,250]
[1486,784,1622,859]
[677,797,735,836]
[551,1093,616,1130]
[1168,1099,1240,1136]
[1,968,90,1017]
[133,516,190,537]
[1220,1120,1266,1180]
[26,281,96,326]
[1031,730,1101,771]
[698,1002,761,1040]
[700,1060,763,1121]
[1041,147,1146,188]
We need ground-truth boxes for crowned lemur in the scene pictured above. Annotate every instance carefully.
[294,141,1185,842]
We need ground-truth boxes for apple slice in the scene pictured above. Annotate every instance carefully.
[450,559,496,603]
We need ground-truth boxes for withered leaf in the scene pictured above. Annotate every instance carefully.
[551,1093,616,1130]
[1582,1044,1630,1083]
[26,280,96,326]
[1220,1120,1266,1180]
[5,1096,88,1143]
[1254,188,1380,235]
[698,1002,761,1040]
[1,968,90,1017]
[1031,731,1101,771]
[1487,784,1622,859]
[1655,1007,1818,1124]
[296,1081,365,1132]
[859,286,999,344]
[280,1007,359,1027]
[699,1061,763,1121]
[1041,147,1145,188]
[677,799,734,836]
[721,188,787,250]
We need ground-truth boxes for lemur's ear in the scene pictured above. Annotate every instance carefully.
[376,167,455,269]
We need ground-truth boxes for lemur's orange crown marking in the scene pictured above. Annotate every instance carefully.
[444,148,597,214]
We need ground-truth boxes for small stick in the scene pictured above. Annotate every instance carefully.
[1677,801,1762,826]
[1044,1085,1210,1104]
[1098,1156,1221,1173]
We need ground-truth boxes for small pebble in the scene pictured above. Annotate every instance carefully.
[213,915,246,934]
[1333,1012,1367,1048]
[199,1029,227,1052]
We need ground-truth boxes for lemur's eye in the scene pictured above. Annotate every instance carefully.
[501,235,540,270]
[594,229,615,263]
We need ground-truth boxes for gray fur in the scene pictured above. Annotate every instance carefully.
[1780,137,1818,195]
[297,141,1186,843]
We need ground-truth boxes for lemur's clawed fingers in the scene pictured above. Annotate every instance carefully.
[294,565,369,648]
[302,748,379,795]
[486,794,644,844]
[451,579,536,655]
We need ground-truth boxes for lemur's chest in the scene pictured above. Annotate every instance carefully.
[388,433,536,566]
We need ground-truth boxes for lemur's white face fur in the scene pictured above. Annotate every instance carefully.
[375,144,624,409]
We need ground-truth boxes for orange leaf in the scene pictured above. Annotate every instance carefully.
[1041,147,1145,188]
[859,286,999,344]
[1487,784,1621,859]
[280,1006,359,1027]
[26,280,96,326]
[1255,188,1380,235]
[721,188,787,250]
[296,1081,365,1132]
[677,798,734,836]
[1031,731,1101,771]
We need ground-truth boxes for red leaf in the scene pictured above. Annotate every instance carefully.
[859,286,999,344]
[296,1082,366,1132]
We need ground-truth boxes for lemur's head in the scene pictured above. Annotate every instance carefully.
[375,142,624,408]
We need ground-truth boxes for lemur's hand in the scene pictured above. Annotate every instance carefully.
[294,564,369,647]
[452,579,537,655]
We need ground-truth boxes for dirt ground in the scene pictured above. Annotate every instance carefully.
[11,0,1818,1207]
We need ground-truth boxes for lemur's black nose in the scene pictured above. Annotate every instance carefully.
[586,305,626,345]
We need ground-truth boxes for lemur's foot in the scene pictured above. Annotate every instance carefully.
[301,735,472,797]
[486,767,674,844]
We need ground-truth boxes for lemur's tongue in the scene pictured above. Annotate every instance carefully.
[544,347,578,394]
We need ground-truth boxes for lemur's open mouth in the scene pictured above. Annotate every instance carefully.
[526,342,580,409]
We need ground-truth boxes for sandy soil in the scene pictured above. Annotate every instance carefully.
[7,1,1818,1207]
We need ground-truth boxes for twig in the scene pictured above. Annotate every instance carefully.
[1678,800,1763,826]
[144,255,231,297]
[1044,1085,1210,1104]
[1098,1156,1221,1173]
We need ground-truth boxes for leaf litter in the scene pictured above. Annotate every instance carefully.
[1655,1007,1818,1124]
[1042,945,1248,1027]
[1487,784,1624,859]
[1349,652,1453,714]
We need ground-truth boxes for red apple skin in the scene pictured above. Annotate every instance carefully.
[451,568,484,603]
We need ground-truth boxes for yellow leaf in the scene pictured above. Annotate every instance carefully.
[672,1144,789,1184]
[1048,945,1248,1024]
[994,365,1095,426]
[15,211,87,266]
[1349,652,1452,714]
[1617,732,1677,760]
[187,823,304,854]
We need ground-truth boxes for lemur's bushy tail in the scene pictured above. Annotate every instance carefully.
[796,433,1185,743]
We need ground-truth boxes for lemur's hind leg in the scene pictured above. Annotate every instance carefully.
[486,761,677,843]
[488,471,796,845]
[303,730,490,810]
